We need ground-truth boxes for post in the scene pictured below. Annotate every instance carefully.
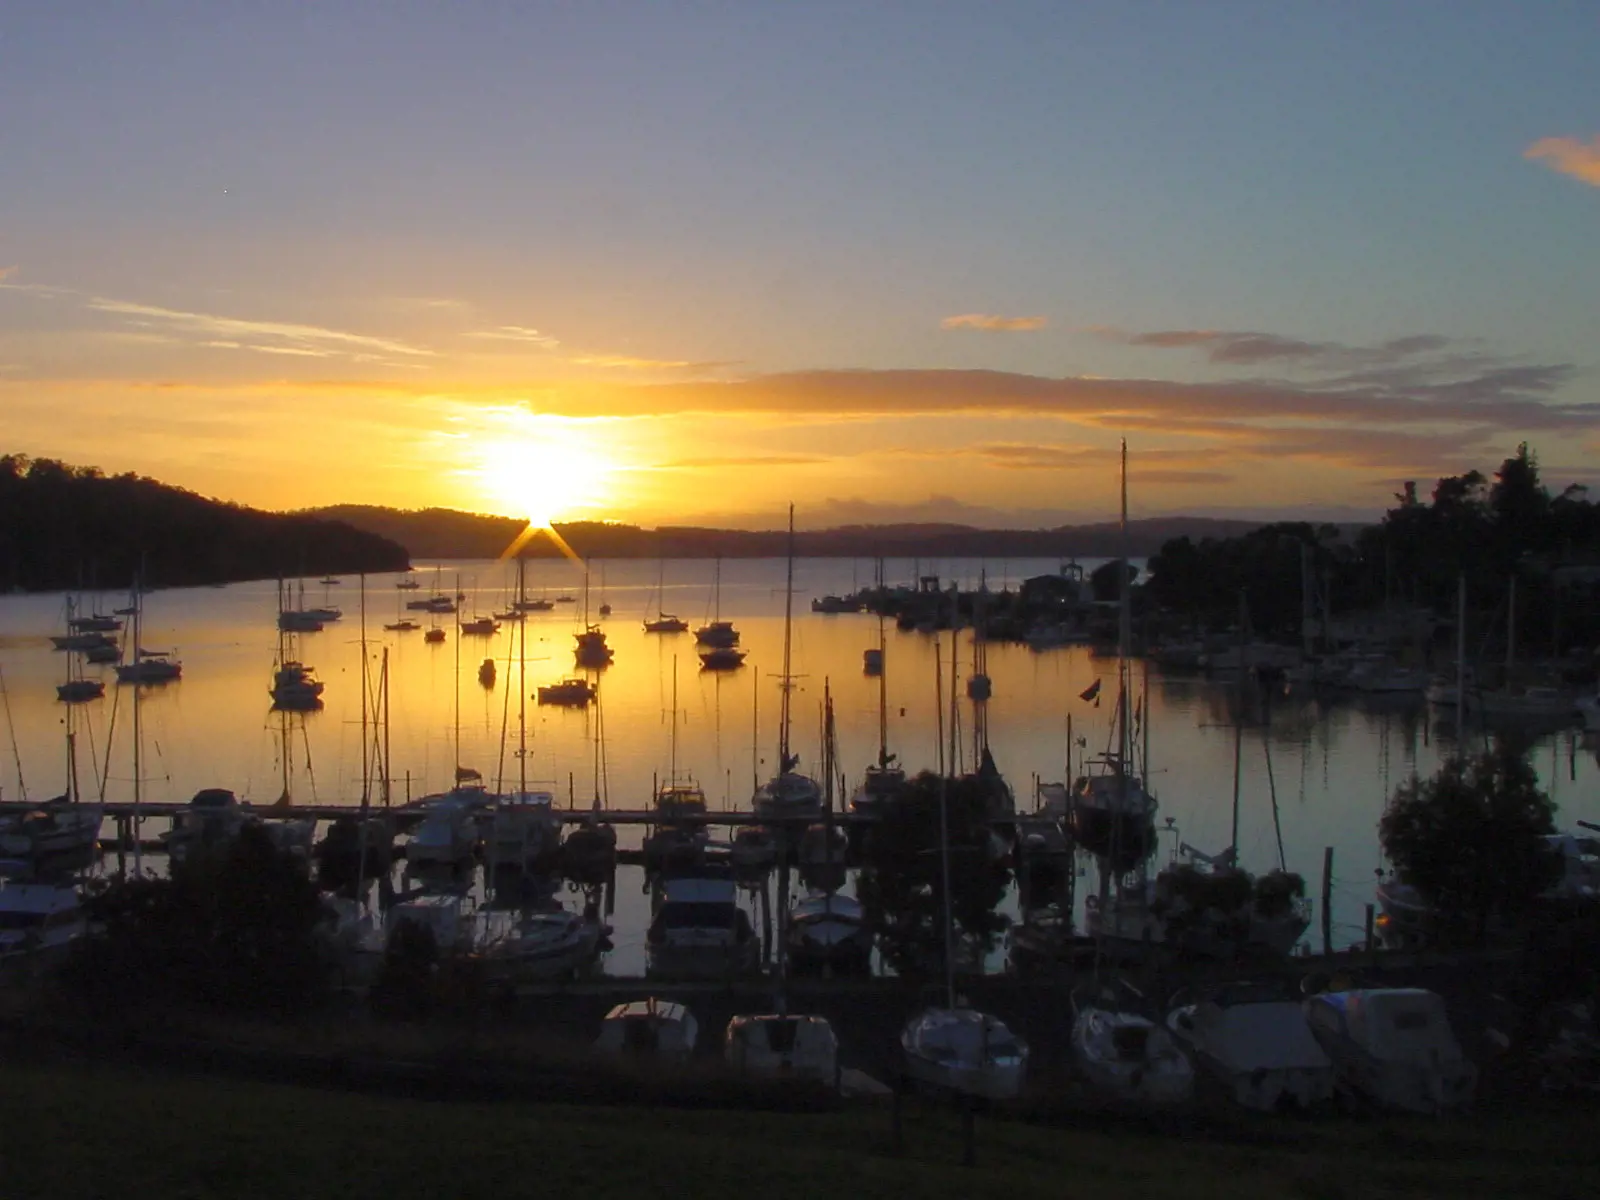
[1321,846,1334,956]
[961,1096,976,1168]
[1364,903,1376,962]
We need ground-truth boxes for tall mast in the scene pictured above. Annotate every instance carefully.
[359,573,369,809]
[938,585,958,1008]
[518,556,528,794]
[131,573,142,872]
[877,610,889,767]
[453,571,462,781]
[380,648,391,807]
[1456,573,1467,718]
[669,655,679,783]
[778,504,796,769]
[1118,438,1131,769]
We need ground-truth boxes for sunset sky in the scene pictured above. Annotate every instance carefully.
[3,2,1597,529]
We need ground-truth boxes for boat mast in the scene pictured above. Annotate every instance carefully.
[778,504,796,771]
[938,584,958,1008]
[519,556,528,795]
[1455,573,1466,718]
[453,571,462,783]
[131,572,142,872]
[877,610,889,768]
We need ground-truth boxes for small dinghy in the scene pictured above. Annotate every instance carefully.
[1166,980,1334,1112]
[1071,979,1193,1106]
[901,1005,1028,1101]
[725,1014,839,1084]
[596,998,698,1061]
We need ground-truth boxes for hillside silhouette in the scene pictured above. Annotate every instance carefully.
[1,455,408,591]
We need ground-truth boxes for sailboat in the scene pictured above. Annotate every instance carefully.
[753,507,822,823]
[851,611,904,818]
[573,560,614,667]
[269,580,325,710]
[0,693,105,860]
[597,561,612,617]
[899,620,1028,1101]
[112,585,182,685]
[384,577,421,633]
[644,546,689,633]
[1465,575,1574,719]
[50,595,120,653]
[1070,443,1157,875]
[695,556,740,647]
[55,606,106,702]
[489,557,560,876]
[643,660,710,871]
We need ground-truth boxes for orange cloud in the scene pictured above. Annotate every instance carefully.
[940,313,1048,332]
[1526,135,1600,187]
[0,266,15,282]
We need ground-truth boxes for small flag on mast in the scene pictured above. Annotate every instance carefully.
[1078,678,1101,703]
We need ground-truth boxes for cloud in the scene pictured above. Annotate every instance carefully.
[88,297,433,359]
[940,313,1049,332]
[567,354,736,373]
[1525,135,1600,187]
[1091,326,1471,369]
[0,266,15,282]
[658,453,830,469]
[465,325,560,348]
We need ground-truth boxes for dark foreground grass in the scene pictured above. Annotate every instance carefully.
[1,1062,1598,1200]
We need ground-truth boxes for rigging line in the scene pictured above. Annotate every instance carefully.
[0,665,26,802]
[299,715,319,803]
[1262,728,1286,872]
[494,621,515,794]
[97,672,122,804]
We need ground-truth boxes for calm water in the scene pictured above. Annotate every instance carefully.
[3,556,1597,974]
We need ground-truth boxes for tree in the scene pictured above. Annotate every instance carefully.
[856,772,1011,983]
[61,823,331,1016]
[1378,748,1558,945]
[1089,558,1137,603]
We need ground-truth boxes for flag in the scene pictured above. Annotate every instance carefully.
[1078,678,1101,703]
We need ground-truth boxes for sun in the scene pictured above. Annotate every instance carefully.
[476,432,613,529]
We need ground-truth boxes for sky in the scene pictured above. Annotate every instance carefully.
[2,1,1598,530]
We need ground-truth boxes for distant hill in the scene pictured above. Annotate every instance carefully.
[1,456,409,591]
[303,504,1284,560]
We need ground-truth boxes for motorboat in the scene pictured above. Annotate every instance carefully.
[396,577,421,590]
[55,678,105,703]
[811,595,860,614]
[1466,685,1576,720]
[862,647,884,675]
[484,908,606,980]
[84,642,122,664]
[695,619,740,648]
[424,627,446,644]
[163,788,250,865]
[114,648,182,684]
[68,612,122,633]
[269,660,325,710]
[849,759,905,818]
[1071,981,1194,1106]
[408,594,457,613]
[537,677,596,707]
[1303,988,1476,1113]
[644,783,710,870]
[646,873,759,979]
[387,893,470,952]
[319,576,342,586]
[477,657,497,687]
[384,618,421,632]
[50,630,119,652]
[753,770,824,823]
[595,998,698,1060]
[513,596,554,612]
[492,608,525,623]
[797,822,848,891]
[487,791,559,873]
[460,616,500,636]
[725,1014,840,1083]
[900,1006,1028,1100]
[0,798,105,860]
[787,890,872,975]
[698,645,747,671]
[1069,758,1158,873]
[644,613,689,633]
[1165,980,1334,1112]
[574,625,613,667]
[730,825,778,875]
[0,880,85,959]
[404,798,480,868]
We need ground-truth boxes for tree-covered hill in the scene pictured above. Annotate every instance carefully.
[0,455,409,591]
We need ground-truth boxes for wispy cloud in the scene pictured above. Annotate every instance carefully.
[1090,326,1465,369]
[1526,135,1600,187]
[567,354,736,373]
[941,313,1048,332]
[465,324,561,348]
[658,453,829,469]
[88,297,434,359]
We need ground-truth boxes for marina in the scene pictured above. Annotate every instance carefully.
[2,554,1597,982]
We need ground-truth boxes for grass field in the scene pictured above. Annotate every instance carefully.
[2,1061,1598,1199]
